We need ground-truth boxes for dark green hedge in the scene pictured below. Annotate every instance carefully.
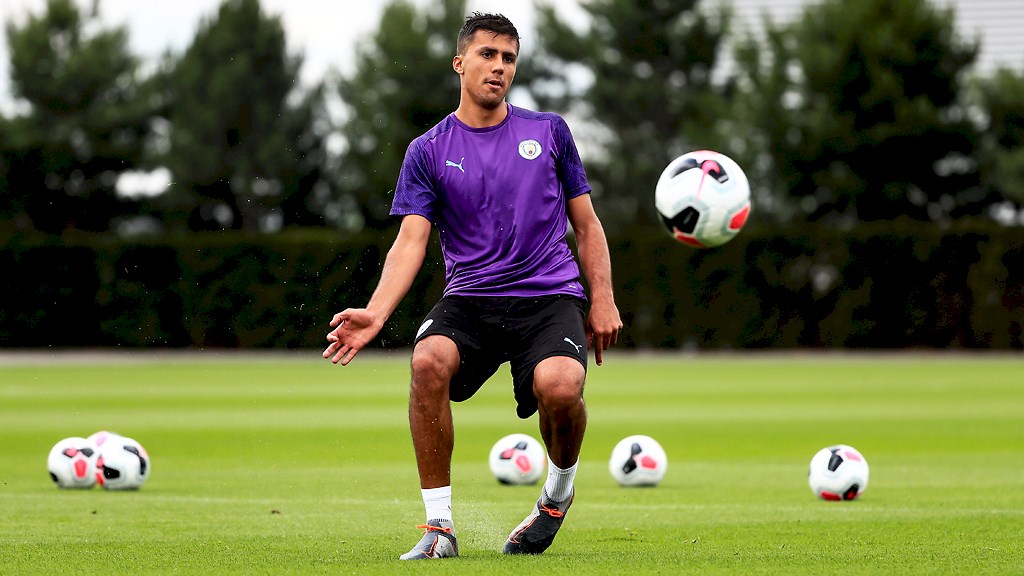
[2,222,1021,349]
[614,221,1023,349]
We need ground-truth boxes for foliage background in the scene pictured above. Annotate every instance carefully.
[1,0,1023,349]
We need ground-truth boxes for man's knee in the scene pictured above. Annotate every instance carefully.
[533,357,585,410]
[410,336,459,395]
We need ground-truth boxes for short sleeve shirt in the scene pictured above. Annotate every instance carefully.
[390,104,590,299]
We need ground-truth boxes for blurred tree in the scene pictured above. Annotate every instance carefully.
[731,0,985,224]
[0,117,22,235]
[973,68,1024,208]
[1,0,161,234]
[275,83,333,229]
[331,0,464,231]
[523,0,733,232]
[160,0,327,232]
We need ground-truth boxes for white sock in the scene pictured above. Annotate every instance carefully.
[421,486,453,525]
[543,457,577,503]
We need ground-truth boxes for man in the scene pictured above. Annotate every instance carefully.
[323,12,621,559]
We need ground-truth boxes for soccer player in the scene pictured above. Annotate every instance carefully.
[323,12,622,559]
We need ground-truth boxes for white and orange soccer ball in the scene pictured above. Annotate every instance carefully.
[808,444,869,501]
[655,150,751,248]
[47,437,99,489]
[609,435,668,487]
[488,433,546,485]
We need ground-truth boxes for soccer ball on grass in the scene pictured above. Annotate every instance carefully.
[48,437,98,489]
[488,433,546,485]
[808,444,869,501]
[609,435,668,487]
[87,429,122,449]
[96,434,151,490]
[655,150,751,248]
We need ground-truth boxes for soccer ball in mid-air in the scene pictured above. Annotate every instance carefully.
[96,435,151,490]
[488,433,546,485]
[808,444,869,501]
[48,437,98,489]
[609,435,668,487]
[655,150,751,248]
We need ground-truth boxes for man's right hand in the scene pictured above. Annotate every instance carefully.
[323,308,381,366]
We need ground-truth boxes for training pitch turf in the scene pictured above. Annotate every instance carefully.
[1,351,1021,574]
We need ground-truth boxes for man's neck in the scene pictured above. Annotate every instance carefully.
[454,101,509,128]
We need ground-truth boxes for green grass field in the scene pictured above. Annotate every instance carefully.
[1,352,1022,574]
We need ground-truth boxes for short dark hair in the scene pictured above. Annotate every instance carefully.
[457,12,519,55]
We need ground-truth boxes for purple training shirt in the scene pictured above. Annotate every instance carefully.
[391,104,590,299]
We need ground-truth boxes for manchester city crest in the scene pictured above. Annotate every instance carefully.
[518,139,542,160]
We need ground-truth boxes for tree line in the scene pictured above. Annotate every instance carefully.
[1,0,1022,238]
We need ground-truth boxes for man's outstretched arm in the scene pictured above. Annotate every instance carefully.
[323,215,433,365]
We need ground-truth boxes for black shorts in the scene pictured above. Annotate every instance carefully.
[413,295,588,419]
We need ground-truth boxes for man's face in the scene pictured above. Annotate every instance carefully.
[454,31,518,110]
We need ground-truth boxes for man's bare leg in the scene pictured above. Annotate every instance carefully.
[400,335,461,560]
[504,356,586,555]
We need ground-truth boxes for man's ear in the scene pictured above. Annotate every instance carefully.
[453,54,463,74]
